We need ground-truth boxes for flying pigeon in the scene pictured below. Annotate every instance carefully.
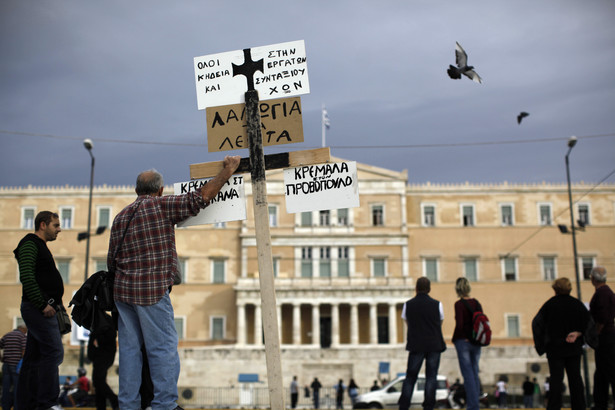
[517,112,529,124]
[447,42,482,84]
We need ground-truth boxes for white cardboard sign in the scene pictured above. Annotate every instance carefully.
[284,161,360,213]
[173,176,247,227]
[194,40,310,110]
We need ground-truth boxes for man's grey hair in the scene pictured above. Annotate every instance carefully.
[135,169,164,195]
[590,266,607,283]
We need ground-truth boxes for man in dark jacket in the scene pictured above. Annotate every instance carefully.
[13,211,64,410]
[532,277,591,410]
[399,277,446,410]
[88,311,119,410]
[589,266,615,410]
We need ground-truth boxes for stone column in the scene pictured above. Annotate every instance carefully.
[312,304,320,347]
[369,303,378,344]
[331,304,340,347]
[255,304,263,346]
[237,302,246,345]
[293,303,301,345]
[389,303,398,345]
[350,303,359,345]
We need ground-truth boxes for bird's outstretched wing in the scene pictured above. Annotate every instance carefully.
[463,69,482,84]
[455,42,468,67]
[517,112,529,124]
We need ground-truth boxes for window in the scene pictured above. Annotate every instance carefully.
[95,260,107,272]
[338,247,349,277]
[211,316,225,340]
[212,259,225,283]
[461,204,475,226]
[319,247,331,277]
[301,247,313,278]
[213,221,226,228]
[273,257,280,278]
[22,207,36,230]
[578,203,590,226]
[506,314,520,337]
[422,204,436,227]
[424,258,438,282]
[174,317,185,340]
[581,257,594,280]
[268,205,277,227]
[372,205,384,226]
[337,209,349,226]
[539,203,552,226]
[464,258,478,282]
[59,206,74,229]
[301,212,312,227]
[178,258,187,284]
[57,259,70,283]
[500,204,514,226]
[542,257,556,281]
[319,210,330,226]
[503,257,517,281]
[372,258,386,277]
[97,206,111,228]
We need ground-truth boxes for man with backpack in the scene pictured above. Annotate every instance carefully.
[399,277,446,410]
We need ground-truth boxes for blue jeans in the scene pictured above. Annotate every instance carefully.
[16,300,64,410]
[454,340,482,410]
[399,351,441,410]
[2,362,19,410]
[116,291,180,410]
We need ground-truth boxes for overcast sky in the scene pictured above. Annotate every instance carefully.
[1,0,614,188]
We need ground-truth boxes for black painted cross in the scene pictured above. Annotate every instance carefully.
[232,48,264,91]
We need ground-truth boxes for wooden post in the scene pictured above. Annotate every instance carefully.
[245,89,285,410]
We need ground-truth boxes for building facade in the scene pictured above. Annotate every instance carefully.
[1,162,613,393]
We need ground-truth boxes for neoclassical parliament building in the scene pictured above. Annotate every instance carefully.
[1,160,613,394]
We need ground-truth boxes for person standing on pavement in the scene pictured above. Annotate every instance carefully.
[0,324,27,410]
[14,211,65,410]
[290,375,299,409]
[452,277,483,410]
[589,266,615,410]
[310,377,322,409]
[109,156,240,410]
[522,376,535,408]
[399,277,446,410]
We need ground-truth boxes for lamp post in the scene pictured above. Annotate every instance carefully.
[565,135,591,402]
[80,138,95,367]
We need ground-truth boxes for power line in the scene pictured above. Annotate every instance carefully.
[503,167,615,258]
[1,129,614,149]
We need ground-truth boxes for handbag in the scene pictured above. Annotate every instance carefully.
[55,304,72,335]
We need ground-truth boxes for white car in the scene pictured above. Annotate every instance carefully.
[353,375,449,409]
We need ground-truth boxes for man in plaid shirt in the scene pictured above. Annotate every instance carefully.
[108,155,240,410]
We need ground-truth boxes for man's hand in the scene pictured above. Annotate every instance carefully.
[565,331,582,343]
[223,155,241,173]
[42,304,56,318]
[201,155,242,203]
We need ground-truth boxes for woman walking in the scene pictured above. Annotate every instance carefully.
[452,277,483,410]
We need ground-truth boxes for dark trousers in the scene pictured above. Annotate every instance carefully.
[546,353,585,410]
[312,390,320,409]
[16,300,64,410]
[593,335,615,410]
[93,356,119,410]
[1,363,19,410]
[291,392,298,409]
[399,351,441,410]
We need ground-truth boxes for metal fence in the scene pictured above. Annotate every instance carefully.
[177,386,347,409]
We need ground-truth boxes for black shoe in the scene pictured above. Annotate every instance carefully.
[173,407,184,410]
